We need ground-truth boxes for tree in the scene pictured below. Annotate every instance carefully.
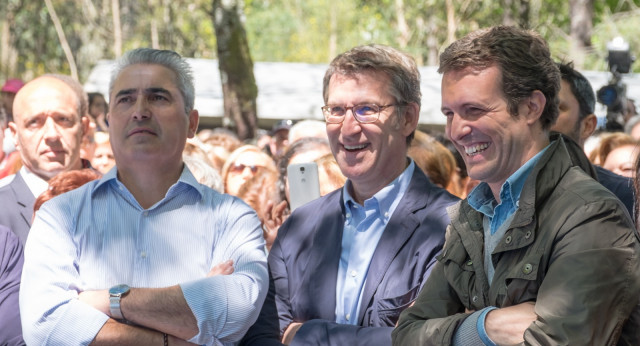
[210,0,258,140]
[569,0,594,68]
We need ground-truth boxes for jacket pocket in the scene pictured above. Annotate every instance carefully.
[374,283,422,326]
[498,252,543,306]
[439,238,478,309]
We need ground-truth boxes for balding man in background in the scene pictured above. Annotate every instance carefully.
[0,74,89,244]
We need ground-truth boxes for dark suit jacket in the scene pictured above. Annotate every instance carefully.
[0,172,35,245]
[241,167,459,346]
[595,165,634,217]
[0,225,25,345]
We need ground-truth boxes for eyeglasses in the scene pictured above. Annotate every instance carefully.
[321,103,398,124]
[230,163,261,174]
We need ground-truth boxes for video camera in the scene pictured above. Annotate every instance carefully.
[597,37,635,131]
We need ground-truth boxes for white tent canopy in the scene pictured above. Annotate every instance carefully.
[85,58,640,129]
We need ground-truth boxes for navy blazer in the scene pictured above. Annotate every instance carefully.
[241,167,459,346]
[0,172,34,245]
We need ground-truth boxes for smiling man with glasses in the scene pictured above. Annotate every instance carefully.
[241,44,459,346]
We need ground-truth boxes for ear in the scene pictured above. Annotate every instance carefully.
[80,116,90,136]
[8,122,18,149]
[187,109,199,138]
[522,90,546,125]
[579,114,598,141]
[400,102,420,137]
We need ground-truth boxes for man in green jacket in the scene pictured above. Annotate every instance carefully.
[393,25,640,345]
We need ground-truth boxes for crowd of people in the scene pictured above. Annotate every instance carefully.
[0,25,639,345]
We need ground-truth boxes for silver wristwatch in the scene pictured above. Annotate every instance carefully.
[108,284,130,320]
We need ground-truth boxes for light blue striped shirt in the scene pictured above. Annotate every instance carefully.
[19,166,268,346]
[335,160,414,324]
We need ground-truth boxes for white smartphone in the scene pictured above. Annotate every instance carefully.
[287,162,321,211]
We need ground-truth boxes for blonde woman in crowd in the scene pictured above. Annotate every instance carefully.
[221,144,276,196]
[200,128,242,173]
[314,153,346,196]
[408,130,457,190]
[592,132,637,166]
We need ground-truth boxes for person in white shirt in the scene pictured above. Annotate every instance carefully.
[19,48,268,345]
[0,74,90,244]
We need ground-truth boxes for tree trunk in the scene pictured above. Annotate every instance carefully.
[395,0,410,49]
[149,0,159,49]
[502,0,516,26]
[0,15,18,79]
[328,2,337,61]
[112,0,122,57]
[445,0,456,45]
[518,0,530,28]
[44,0,79,80]
[426,15,439,66]
[569,0,593,68]
[211,0,258,140]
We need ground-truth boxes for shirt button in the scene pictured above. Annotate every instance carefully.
[346,313,350,321]
[525,231,532,239]
[523,263,533,274]
[143,211,149,216]
[346,213,351,218]
[384,212,389,218]
[505,235,512,244]
[141,251,147,258]
[466,260,473,266]
[350,270,357,277]
[472,295,478,303]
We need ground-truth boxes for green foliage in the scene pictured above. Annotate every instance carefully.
[3,0,640,81]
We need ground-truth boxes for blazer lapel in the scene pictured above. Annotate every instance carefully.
[357,169,426,324]
[11,172,36,242]
[303,192,345,320]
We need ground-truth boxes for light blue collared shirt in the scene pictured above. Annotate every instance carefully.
[335,160,415,324]
[20,166,268,346]
[468,145,550,234]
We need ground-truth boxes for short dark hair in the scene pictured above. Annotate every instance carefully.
[88,92,108,115]
[438,26,560,130]
[557,62,595,119]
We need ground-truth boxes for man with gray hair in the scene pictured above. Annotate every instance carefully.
[20,48,268,345]
[241,44,458,345]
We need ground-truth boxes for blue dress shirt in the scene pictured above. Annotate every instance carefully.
[335,161,415,325]
[20,166,268,346]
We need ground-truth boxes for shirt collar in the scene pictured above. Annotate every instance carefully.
[20,166,49,197]
[342,159,415,221]
[468,144,551,217]
[93,164,204,199]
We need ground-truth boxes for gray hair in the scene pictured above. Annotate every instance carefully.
[625,115,640,135]
[183,154,224,192]
[109,48,195,114]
